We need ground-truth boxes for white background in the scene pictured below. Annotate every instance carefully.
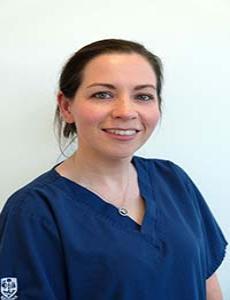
[0,0,229,296]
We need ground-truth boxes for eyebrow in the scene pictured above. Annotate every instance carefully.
[86,83,156,90]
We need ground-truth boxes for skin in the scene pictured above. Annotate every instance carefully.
[206,273,223,300]
[57,53,160,191]
[57,53,223,298]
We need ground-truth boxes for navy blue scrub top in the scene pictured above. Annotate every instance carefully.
[0,156,228,299]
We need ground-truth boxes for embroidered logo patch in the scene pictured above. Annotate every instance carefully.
[1,278,18,300]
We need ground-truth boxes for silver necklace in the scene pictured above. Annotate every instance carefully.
[81,167,131,217]
[69,155,131,217]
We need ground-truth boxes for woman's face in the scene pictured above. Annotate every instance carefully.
[62,53,161,160]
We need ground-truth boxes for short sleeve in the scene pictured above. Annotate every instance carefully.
[171,162,228,279]
[0,194,68,299]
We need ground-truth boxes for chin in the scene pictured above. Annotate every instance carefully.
[100,149,138,161]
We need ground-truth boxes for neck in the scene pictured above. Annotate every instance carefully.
[68,149,134,190]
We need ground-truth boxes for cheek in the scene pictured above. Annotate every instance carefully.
[74,106,105,127]
[146,109,161,129]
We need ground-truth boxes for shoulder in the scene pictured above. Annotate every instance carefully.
[134,155,190,183]
[1,167,63,222]
[134,155,199,202]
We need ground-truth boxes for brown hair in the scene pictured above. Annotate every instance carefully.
[54,38,163,154]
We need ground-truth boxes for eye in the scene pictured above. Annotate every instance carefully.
[136,94,155,101]
[91,91,113,99]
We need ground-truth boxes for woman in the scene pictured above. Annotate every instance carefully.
[0,39,227,300]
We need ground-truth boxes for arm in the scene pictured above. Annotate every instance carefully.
[0,210,68,299]
[206,273,223,300]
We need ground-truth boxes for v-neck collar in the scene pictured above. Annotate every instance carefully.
[51,156,157,240]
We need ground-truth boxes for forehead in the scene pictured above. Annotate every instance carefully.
[80,53,157,86]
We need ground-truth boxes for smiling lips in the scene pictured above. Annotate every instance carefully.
[103,128,140,136]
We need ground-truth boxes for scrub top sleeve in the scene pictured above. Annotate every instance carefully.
[0,208,67,300]
[186,179,228,279]
[170,162,228,279]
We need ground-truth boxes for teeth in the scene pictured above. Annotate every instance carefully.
[105,129,137,136]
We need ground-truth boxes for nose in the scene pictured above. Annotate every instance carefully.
[111,97,138,120]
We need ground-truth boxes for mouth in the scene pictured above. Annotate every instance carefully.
[102,128,140,136]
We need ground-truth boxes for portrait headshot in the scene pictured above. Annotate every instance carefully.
[0,1,229,299]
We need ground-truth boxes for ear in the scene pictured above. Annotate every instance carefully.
[57,91,75,123]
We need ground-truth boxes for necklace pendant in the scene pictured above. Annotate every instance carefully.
[118,207,128,216]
